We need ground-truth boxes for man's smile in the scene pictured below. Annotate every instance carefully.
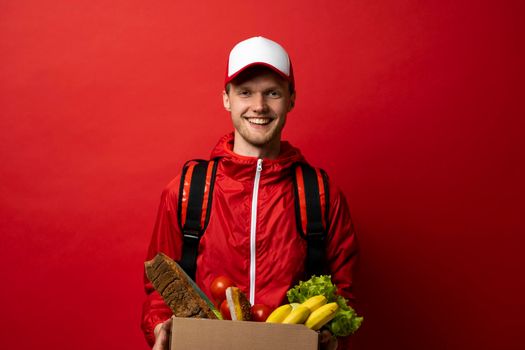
[244,117,273,126]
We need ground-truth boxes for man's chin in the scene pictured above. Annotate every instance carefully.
[247,138,271,147]
[241,130,272,145]
[235,127,281,148]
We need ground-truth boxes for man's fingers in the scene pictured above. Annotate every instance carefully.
[319,330,338,350]
[319,330,331,343]
[152,333,165,350]
[162,317,173,331]
[153,318,172,350]
[153,331,168,350]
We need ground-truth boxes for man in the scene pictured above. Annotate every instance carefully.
[142,36,358,350]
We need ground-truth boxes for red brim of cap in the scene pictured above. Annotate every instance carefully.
[224,62,294,89]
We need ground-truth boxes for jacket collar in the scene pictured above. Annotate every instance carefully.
[210,133,305,183]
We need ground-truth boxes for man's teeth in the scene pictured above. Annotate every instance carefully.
[247,118,271,125]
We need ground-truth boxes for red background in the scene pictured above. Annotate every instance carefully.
[1,1,524,349]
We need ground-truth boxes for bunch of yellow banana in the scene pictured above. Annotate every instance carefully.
[266,295,339,331]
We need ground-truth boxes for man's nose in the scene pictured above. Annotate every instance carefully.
[251,94,268,113]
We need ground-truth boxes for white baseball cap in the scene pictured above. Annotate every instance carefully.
[225,36,294,91]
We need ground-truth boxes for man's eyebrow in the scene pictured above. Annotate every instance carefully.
[233,84,251,91]
[264,85,283,91]
[235,84,283,91]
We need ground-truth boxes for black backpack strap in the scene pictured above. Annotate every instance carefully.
[292,163,330,277]
[177,159,219,279]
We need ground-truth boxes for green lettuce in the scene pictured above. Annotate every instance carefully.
[286,275,363,337]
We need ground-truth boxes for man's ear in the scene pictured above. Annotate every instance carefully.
[288,92,296,111]
[222,90,231,111]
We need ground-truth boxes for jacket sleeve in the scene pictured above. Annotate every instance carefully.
[324,180,359,307]
[141,178,184,347]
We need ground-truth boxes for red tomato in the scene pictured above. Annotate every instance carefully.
[210,276,235,303]
[251,304,272,322]
[220,299,231,320]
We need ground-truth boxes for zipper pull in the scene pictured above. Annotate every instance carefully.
[257,158,263,172]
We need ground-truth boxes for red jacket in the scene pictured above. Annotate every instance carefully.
[141,133,359,347]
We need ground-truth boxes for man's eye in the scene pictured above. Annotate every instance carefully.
[238,90,250,96]
[267,91,282,98]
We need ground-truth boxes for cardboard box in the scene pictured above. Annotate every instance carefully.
[171,317,319,350]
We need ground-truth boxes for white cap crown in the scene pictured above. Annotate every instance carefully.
[226,36,292,84]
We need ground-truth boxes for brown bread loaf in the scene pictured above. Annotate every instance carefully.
[144,253,218,319]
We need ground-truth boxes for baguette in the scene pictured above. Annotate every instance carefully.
[225,286,252,321]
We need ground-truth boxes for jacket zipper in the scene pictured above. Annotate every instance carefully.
[249,158,263,305]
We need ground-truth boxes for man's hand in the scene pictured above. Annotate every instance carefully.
[152,318,172,350]
[319,329,338,350]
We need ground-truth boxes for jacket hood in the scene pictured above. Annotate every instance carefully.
[210,133,306,183]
